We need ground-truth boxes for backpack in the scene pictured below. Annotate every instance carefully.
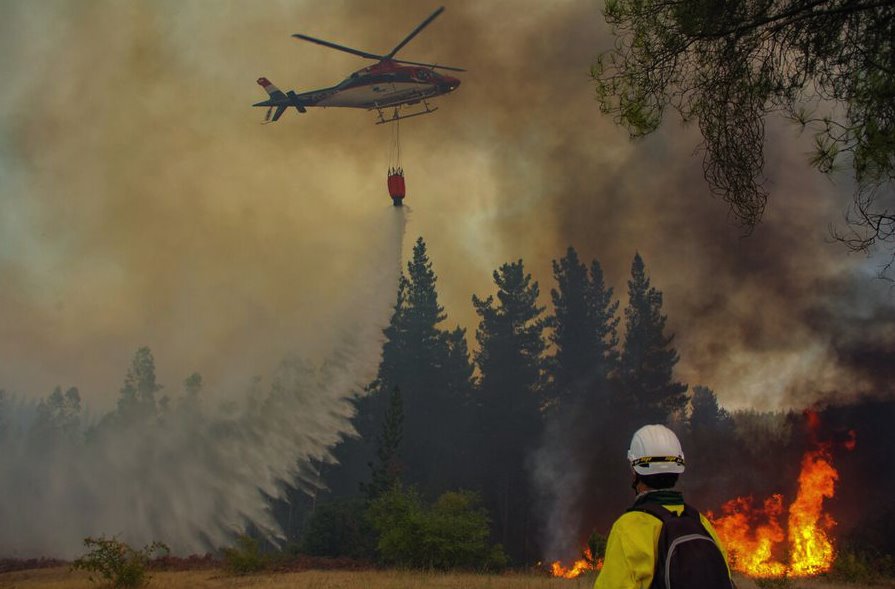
[628,502,733,589]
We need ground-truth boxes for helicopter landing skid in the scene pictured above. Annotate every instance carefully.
[375,101,438,125]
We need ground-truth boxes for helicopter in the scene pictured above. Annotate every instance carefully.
[254,6,463,125]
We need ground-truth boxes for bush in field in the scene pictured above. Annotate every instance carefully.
[221,534,267,575]
[301,498,376,559]
[368,485,506,570]
[71,536,168,588]
[754,577,794,589]
[587,530,607,565]
[830,547,895,584]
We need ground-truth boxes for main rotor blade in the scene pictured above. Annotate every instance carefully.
[392,58,466,72]
[385,6,445,60]
[291,33,383,61]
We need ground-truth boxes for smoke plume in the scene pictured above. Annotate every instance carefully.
[0,208,405,557]
[1,0,892,564]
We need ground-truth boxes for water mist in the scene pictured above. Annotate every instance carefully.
[0,207,406,558]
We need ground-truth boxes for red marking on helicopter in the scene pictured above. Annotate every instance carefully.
[253,6,463,125]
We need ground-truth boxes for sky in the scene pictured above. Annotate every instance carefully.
[1,0,893,413]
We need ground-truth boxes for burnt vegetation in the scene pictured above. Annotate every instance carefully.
[1,237,893,571]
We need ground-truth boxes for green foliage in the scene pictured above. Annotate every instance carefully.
[31,386,82,442]
[472,259,546,560]
[364,386,404,500]
[689,386,733,432]
[830,548,895,584]
[593,0,895,258]
[365,237,476,495]
[586,531,608,565]
[301,498,377,559]
[547,247,620,409]
[117,347,163,424]
[754,576,794,589]
[181,372,203,411]
[221,534,267,575]
[368,485,505,570]
[71,536,168,588]
[473,260,546,392]
[620,253,687,421]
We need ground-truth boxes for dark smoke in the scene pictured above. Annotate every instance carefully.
[1,0,892,564]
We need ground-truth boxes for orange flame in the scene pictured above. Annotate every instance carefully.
[708,494,788,578]
[708,422,853,579]
[548,548,602,578]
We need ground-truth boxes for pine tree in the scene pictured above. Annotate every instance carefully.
[689,386,732,433]
[183,373,202,399]
[117,347,163,424]
[30,386,82,450]
[620,253,687,423]
[474,261,546,406]
[442,326,474,403]
[326,238,474,497]
[472,259,546,561]
[365,386,404,500]
[547,247,620,409]
[404,238,447,360]
[686,385,736,507]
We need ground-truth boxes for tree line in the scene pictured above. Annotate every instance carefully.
[308,238,706,563]
[3,237,884,567]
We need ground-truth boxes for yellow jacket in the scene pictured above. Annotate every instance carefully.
[594,502,730,589]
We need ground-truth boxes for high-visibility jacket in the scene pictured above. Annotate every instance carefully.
[594,501,731,589]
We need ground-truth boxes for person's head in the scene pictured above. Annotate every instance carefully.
[627,424,685,491]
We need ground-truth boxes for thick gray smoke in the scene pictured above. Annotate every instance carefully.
[531,413,591,561]
[0,208,405,558]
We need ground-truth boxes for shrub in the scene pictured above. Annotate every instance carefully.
[754,577,794,589]
[71,536,168,588]
[367,484,423,566]
[221,534,267,575]
[368,485,505,570]
[587,530,608,565]
[301,498,376,559]
[829,548,895,584]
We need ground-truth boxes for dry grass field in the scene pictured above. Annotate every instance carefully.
[2,568,894,589]
[0,568,595,589]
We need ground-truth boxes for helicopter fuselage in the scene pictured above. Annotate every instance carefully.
[255,61,460,114]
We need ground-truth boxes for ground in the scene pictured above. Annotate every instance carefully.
[1,568,893,589]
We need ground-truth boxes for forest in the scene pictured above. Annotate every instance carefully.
[1,238,892,571]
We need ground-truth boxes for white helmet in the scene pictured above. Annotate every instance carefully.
[627,424,685,475]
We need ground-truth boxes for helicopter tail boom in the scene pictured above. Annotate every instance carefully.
[255,78,308,123]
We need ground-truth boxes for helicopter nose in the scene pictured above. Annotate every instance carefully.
[441,77,461,92]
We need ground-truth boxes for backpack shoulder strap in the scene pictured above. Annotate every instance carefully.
[681,503,703,521]
[628,502,677,523]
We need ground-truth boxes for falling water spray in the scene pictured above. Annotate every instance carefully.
[0,207,406,558]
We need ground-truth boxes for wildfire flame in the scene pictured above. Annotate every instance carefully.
[548,547,602,579]
[708,416,855,578]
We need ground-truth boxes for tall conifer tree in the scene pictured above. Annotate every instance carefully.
[620,253,687,422]
[117,347,162,424]
[364,386,404,500]
[329,238,474,496]
[548,247,620,409]
[472,259,546,561]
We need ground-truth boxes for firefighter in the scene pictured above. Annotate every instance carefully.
[594,425,734,589]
